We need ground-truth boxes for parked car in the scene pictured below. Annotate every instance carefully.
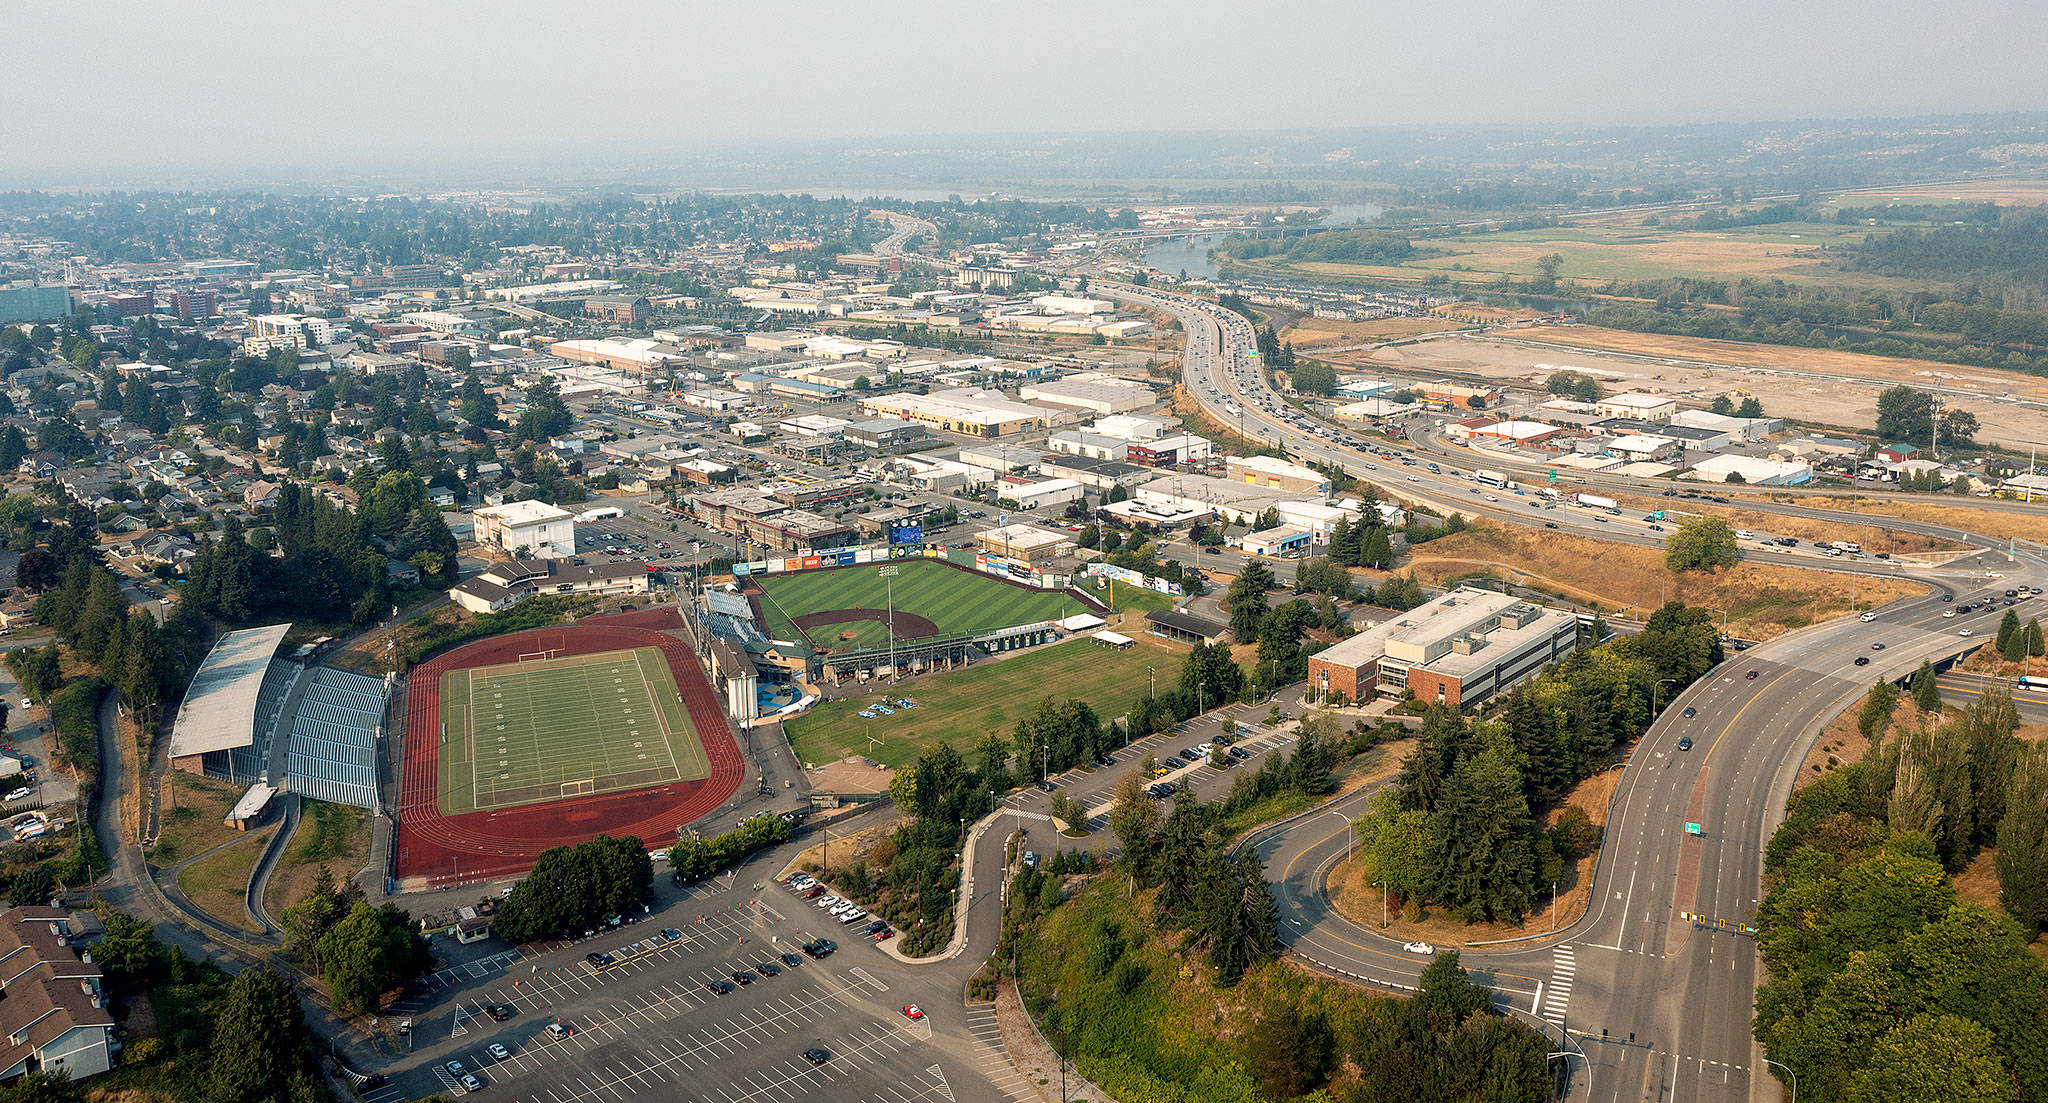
[901,1004,924,1020]
[488,1043,509,1060]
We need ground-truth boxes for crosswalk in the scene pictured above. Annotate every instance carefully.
[1542,945,1575,1027]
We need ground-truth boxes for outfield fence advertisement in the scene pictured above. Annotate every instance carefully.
[1083,561,1185,596]
[734,540,1073,590]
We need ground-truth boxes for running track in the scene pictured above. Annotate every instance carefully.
[395,612,743,887]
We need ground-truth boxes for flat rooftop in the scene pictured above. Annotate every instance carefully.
[169,624,291,759]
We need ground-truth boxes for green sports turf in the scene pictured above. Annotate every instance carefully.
[752,559,1089,649]
[436,647,709,815]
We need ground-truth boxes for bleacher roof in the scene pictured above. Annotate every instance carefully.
[168,624,291,758]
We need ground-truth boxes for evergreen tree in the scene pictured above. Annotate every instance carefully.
[1996,609,2021,655]
[1422,746,1537,923]
[1152,790,1209,921]
[2028,617,2045,658]
[1911,661,1942,712]
[1857,680,1898,740]
[1326,515,1359,565]
[1996,742,2048,936]
[1107,772,1161,885]
[206,968,308,1103]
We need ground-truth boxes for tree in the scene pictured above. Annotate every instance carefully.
[0,1071,83,1103]
[1996,742,2048,936]
[1999,610,2028,661]
[1874,385,1934,443]
[1664,515,1740,573]
[319,901,433,1013]
[280,866,363,972]
[1225,558,1275,642]
[1736,396,1764,419]
[1247,1007,1336,1100]
[1178,640,1243,713]
[1107,771,1161,885]
[1711,394,1735,416]
[1911,661,1941,712]
[1844,1014,2010,1103]
[1857,681,1898,740]
[1531,252,1564,292]
[492,835,654,941]
[1938,407,1980,447]
[1423,745,1536,923]
[207,968,309,1103]
[1152,791,1209,920]
[1076,523,1098,550]
[1291,361,1337,395]
[2028,617,2045,657]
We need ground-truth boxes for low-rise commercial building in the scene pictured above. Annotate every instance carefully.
[1306,587,1578,709]
[1019,377,1155,416]
[857,388,1067,437]
[975,524,1071,564]
[842,417,928,451]
[1594,393,1678,423]
[1686,455,1813,485]
[999,477,1085,511]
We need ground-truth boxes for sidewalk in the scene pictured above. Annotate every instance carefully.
[994,979,1112,1103]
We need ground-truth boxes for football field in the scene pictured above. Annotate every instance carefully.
[436,647,709,814]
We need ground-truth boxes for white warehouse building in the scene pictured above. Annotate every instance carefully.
[472,500,577,559]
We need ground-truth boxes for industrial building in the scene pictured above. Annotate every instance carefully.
[1593,393,1678,423]
[1018,377,1155,416]
[842,417,928,451]
[856,388,1068,437]
[1226,455,1331,495]
[1306,587,1578,709]
[1686,455,1814,485]
[550,337,687,374]
[999,477,1085,510]
[472,500,577,560]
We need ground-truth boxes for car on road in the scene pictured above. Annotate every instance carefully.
[1942,593,1955,602]
[1961,628,1975,637]
[1870,641,1887,650]
[804,1048,831,1066]
[1855,656,1871,666]
[488,1044,509,1060]
[1678,736,1694,751]
[902,1004,924,1020]
[1543,521,1558,529]
[1402,941,1436,955]
[1681,707,1696,718]
[1944,609,1958,618]
[1746,670,1759,680]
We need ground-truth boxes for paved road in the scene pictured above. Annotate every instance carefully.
[1107,280,2048,1102]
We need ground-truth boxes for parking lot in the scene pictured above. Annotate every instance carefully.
[373,893,1003,1103]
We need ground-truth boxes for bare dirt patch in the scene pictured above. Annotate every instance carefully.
[807,757,895,795]
[1286,315,1477,347]
[1795,495,2048,548]
[1401,520,1919,637]
[1341,330,2048,452]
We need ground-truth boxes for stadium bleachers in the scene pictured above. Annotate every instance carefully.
[282,668,387,810]
[225,657,300,784]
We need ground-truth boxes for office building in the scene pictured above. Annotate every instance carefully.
[1306,587,1578,709]
[0,282,72,325]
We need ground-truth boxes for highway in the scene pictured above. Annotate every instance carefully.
[1104,281,2048,1102]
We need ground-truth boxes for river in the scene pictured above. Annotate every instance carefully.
[1140,202,1384,278]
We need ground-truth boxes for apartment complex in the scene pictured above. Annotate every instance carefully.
[472,500,577,560]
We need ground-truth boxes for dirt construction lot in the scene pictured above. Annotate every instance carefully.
[1317,329,2048,451]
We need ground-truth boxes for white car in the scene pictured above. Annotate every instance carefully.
[1403,941,1436,955]
[488,1043,509,1060]
[816,895,843,909]
[1960,628,1974,637]
[1943,609,1957,618]
[3,787,30,803]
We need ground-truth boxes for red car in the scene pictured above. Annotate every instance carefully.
[901,1004,924,1021]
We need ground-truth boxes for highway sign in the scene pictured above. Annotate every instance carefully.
[1685,822,1702,835]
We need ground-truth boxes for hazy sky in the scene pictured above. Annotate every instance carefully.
[9,0,2048,178]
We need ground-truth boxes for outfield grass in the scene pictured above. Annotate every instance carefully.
[753,559,1090,649]
[784,635,1181,770]
[438,647,707,815]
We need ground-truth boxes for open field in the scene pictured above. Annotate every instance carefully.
[1825,180,2048,208]
[1400,520,1920,637]
[437,646,706,815]
[178,827,276,935]
[751,559,1088,650]
[784,634,1183,769]
[1596,489,1966,558]
[1340,330,2048,452]
[263,802,371,920]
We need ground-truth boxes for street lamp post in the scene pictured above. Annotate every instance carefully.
[1763,1058,1797,1103]
[1654,677,1680,715]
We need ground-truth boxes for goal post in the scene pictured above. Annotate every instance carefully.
[560,778,594,797]
[518,650,558,664]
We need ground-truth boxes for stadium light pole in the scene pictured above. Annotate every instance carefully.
[879,564,899,682]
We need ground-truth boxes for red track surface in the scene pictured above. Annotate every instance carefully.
[395,613,742,887]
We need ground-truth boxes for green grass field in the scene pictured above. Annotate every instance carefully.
[437,647,708,815]
[784,635,1178,769]
[753,559,1090,650]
